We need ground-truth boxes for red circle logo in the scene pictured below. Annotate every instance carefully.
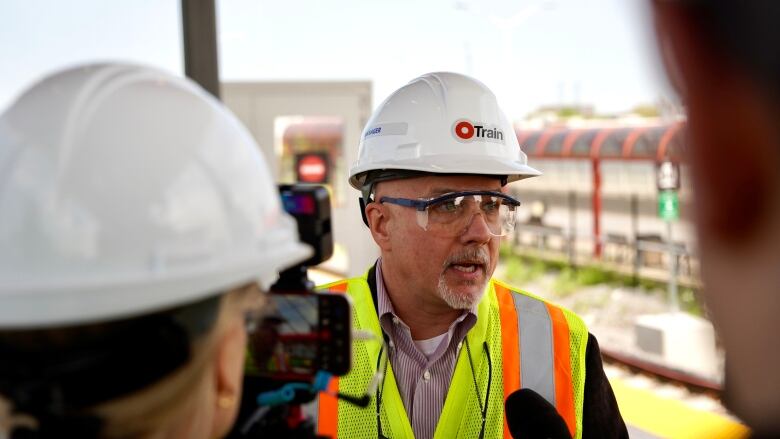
[454,121,474,140]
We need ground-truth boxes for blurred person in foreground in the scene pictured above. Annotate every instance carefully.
[314,72,626,439]
[652,0,780,435]
[0,63,309,438]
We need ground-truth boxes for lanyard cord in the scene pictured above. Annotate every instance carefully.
[465,338,492,439]
[375,337,492,439]
[376,343,389,439]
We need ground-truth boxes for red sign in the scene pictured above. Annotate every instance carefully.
[296,153,329,183]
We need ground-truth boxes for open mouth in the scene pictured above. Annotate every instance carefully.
[448,261,486,275]
[450,263,481,273]
[443,247,490,280]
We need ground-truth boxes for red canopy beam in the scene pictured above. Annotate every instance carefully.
[657,122,684,162]
[562,129,585,157]
[589,128,614,258]
[622,126,651,158]
[535,128,563,156]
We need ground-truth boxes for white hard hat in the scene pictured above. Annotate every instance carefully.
[348,72,541,190]
[0,63,311,329]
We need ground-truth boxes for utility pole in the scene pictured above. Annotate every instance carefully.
[181,0,220,99]
[657,160,681,312]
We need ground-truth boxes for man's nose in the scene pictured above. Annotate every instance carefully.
[460,211,493,244]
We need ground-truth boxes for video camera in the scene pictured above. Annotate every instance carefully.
[229,184,353,438]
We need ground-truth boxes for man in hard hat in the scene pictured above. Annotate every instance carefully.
[316,72,626,439]
[0,63,309,438]
[652,1,780,435]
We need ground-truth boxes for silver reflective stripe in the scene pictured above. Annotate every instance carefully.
[511,293,556,407]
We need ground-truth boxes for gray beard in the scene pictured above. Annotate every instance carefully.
[436,275,487,309]
[437,246,491,309]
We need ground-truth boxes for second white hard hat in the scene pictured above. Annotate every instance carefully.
[0,63,311,328]
[349,72,540,190]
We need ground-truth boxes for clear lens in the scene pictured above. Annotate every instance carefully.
[423,193,517,237]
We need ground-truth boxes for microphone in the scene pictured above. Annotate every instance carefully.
[505,389,572,439]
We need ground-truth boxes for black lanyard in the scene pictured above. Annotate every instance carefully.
[465,339,492,439]
[376,344,390,439]
[375,338,492,439]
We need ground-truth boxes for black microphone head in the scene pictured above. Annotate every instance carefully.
[505,389,572,439]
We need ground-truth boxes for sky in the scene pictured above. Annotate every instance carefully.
[0,0,675,120]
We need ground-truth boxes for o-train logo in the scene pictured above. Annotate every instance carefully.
[452,119,505,144]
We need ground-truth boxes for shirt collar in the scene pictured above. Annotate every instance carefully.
[375,257,478,326]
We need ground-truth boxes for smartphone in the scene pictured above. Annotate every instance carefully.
[246,290,352,381]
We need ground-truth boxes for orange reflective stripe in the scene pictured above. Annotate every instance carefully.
[316,280,349,438]
[495,283,520,439]
[325,281,349,294]
[545,303,576,437]
[317,378,339,438]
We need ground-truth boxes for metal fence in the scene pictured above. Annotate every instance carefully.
[509,223,701,289]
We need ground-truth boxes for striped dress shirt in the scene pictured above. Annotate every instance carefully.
[375,259,478,439]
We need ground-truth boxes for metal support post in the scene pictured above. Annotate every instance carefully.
[666,220,679,312]
[181,0,221,99]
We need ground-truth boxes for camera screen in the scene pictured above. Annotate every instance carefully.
[247,294,319,380]
[281,192,317,215]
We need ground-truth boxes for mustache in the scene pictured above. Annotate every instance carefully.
[443,247,490,268]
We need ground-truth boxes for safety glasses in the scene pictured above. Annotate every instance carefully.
[379,191,520,237]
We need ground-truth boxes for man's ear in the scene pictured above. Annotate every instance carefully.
[210,318,246,438]
[365,201,392,251]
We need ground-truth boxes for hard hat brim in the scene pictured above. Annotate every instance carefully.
[0,236,311,329]
[349,156,542,189]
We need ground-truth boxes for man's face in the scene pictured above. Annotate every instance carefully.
[372,175,503,310]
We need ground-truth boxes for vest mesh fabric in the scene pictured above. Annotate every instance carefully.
[337,302,378,438]
[447,299,505,438]
[560,307,588,439]
[317,275,589,439]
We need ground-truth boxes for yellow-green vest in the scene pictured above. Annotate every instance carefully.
[316,272,588,439]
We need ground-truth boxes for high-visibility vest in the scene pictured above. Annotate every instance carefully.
[316,272,588,439]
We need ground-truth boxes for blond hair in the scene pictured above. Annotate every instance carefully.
[90,285,258,438]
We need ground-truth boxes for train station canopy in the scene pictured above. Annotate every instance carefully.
[516,122,686,162]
